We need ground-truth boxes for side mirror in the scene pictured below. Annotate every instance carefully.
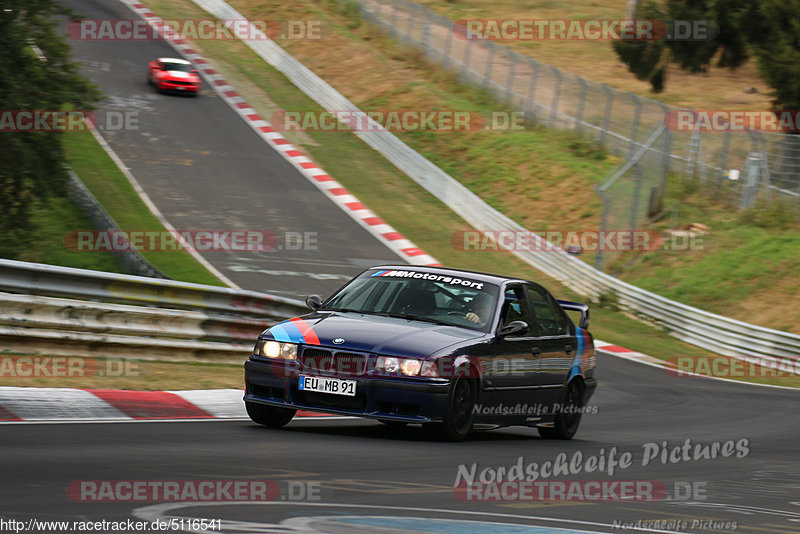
[499,320,528,337]
[305,294,322,310]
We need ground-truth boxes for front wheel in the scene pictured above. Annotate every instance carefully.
[426,375,477,441]
[246,401,296,428]
[538,380,584,440]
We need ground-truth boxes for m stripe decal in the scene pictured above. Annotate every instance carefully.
[290,318,320,345]
[268,318,320,345]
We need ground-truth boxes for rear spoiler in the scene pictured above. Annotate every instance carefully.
[557,300,590,329]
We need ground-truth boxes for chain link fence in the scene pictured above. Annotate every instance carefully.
[358,0,800,215]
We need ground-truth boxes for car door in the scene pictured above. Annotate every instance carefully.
[480,284,540,391]
[524,284,574,403]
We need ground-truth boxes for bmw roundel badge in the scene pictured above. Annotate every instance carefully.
[333,338,345,344]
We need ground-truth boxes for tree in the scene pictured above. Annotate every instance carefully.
[0,0,101,257]
[613,0,750,93]
[745,0,800,110]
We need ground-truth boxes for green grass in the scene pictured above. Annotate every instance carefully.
[15,196,125,273]
[62,130,223,285]
[605,184,800,332]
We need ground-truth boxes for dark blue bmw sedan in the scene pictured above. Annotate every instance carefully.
[244,265,597,441]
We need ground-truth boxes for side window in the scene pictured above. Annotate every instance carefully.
[501,285,536,335]
[526,285,568,337]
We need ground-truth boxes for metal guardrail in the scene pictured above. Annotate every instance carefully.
[0,259,305,317]
[186,0,800,362]
[0,260,308,362]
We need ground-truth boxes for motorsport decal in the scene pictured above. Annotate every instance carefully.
[267,318,320,345]
[371,270,484,289]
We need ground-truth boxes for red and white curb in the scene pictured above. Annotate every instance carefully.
[594,340,665,366]
[0,387,335,423]
[119,0,439,268]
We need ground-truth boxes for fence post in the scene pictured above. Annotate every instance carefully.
[595,186,610,271]
[628,93,642,159]
[483,42,496,91]
[685,129,701,180]
[505,49,516,103]
[550,66,562,126]
[740,153,763,210]
[718,129,731,183]
[461,33,473,79]
[525,58,540,124]
[660,126,672,192]
[630,163,643,233]
[404,1,417,43]
[575,77,588,134]
[599,85,614,147]
[421,10,431,58]
[442,19,454,69]
[389,0,401,38]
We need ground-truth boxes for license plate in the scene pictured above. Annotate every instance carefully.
[299,375,356,397]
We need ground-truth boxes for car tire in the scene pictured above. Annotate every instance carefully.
[427,373,477,442]
[245,401,296,428]
[538,380,583,440]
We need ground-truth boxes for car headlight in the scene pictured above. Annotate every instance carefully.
[376,355,422,376]
[257,339,298,360]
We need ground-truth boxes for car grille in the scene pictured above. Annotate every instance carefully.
[168,80,198,85]
[301,347,368,377]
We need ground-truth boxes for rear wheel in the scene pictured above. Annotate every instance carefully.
[246,402,296,428]
[538,380,583,440]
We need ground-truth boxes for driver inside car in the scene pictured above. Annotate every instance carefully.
[465,293,493,326]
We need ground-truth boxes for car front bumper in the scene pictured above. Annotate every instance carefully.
[244,358,452,423]
[158,80,200,93]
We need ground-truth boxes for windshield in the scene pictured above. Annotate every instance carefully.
[321,269,500,332]
[162,62,193,72]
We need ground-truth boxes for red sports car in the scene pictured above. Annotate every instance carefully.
[147,57,201,95]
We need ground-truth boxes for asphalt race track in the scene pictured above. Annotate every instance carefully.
[57,0,401,300]
[3,1,799,533]
[3,353,800,533]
